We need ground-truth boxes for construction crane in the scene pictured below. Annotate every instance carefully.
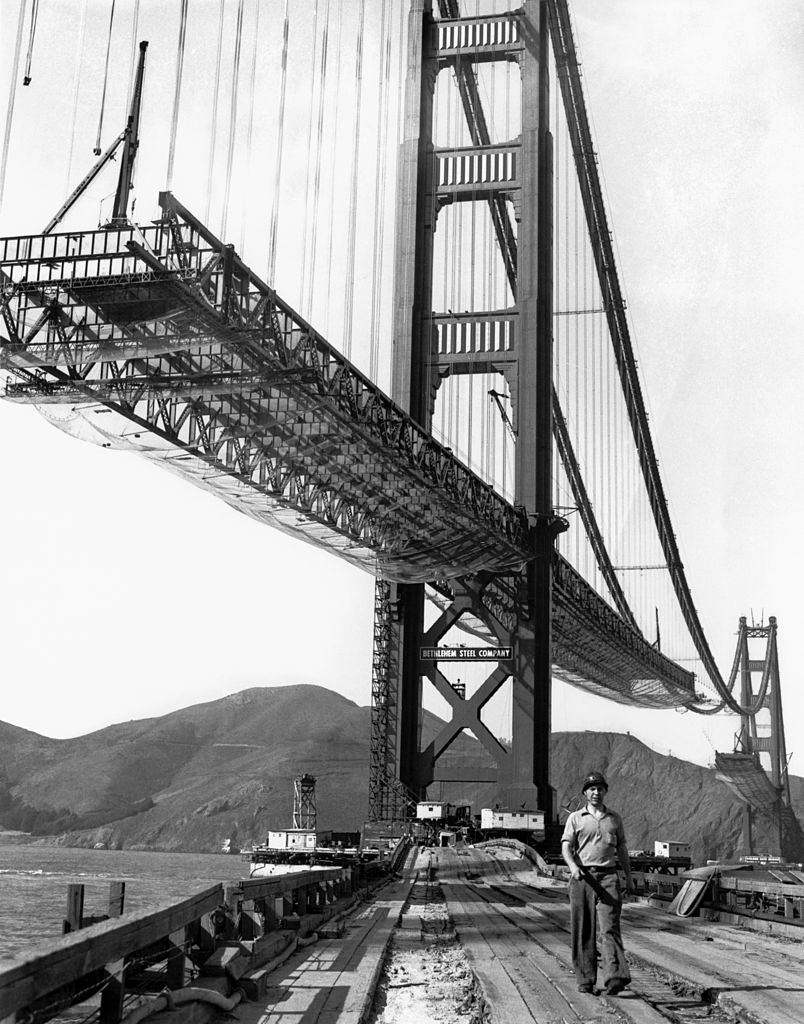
[42,41,148,235]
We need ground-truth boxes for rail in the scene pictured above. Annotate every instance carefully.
[547,860,804,932]
[0,866,358,1024]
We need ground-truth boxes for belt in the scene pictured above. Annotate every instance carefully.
[583,866,618,875]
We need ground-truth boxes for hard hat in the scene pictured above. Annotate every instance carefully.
[582,771,608,792]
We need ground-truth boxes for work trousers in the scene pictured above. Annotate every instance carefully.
[568,871,630,988]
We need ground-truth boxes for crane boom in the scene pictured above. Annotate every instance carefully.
[42,132,125,235]
[42,40,148,235]
[111,40,148,225]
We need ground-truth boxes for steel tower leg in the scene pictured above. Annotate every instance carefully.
[732,616,796,858]
[368,0,559,825]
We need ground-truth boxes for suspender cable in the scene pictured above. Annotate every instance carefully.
[220,0,245,239]
[22,0,40,85]
[119,0,141,213]
[302,0,330,318]
[205,0,226,224]
[94,0,117,155]
[298,0,320,316]
[369,0,391,383]
[342,0,365,359]
[65,0,89,193]
[127,0,141,101]
[0,0,27,214]
[266,0,289,285]
[165,0,189,190]
[324,2,344,320]
[239,0,262,255]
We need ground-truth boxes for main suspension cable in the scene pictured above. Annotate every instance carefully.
[548,0,765,716]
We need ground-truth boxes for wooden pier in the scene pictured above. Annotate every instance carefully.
[2,843,803,1024]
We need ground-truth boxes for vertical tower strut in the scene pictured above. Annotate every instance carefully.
[370,0,560,824]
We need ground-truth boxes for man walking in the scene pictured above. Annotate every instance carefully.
[561,771,634,995]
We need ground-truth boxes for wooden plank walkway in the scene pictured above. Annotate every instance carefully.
[234,876,415,1024]
[436,845,804,1024]
[216,846,804,1024]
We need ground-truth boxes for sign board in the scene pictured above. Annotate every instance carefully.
[420,646,513,661]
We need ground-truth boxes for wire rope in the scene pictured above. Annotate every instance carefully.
[266,0,289,285]
[298,0,320,316]
[165,0,189,191]
[220,0,245,239]
[369,0,392,384]
[342,0,365,359]
[324,1,343,331]
[205,0,226,224]
[126,0,141,102]
[22,0,40,85]
[0,0,28,215]
[303,0,330,319]
[64,0,89,194]
[239,0,262,256]
[94,0,117,156]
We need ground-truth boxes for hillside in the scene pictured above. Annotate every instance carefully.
[1,684,801,864]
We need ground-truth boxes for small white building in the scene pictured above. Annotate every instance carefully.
[481,808,545,832]
[416,801,451,820]
[654,840,691,859]
[267,829,331,850]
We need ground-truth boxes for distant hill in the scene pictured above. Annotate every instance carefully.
[1,684,801,864]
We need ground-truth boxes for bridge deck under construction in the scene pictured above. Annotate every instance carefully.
[0,195,695,710]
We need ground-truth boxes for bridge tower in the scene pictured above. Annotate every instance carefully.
[370,0,561,824]
[733,617,791,857]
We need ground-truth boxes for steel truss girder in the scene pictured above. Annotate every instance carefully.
[0,193,530,583]
[396,556,695,797]
[552,556,695,706]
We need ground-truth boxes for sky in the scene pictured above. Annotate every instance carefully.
[0,0,802,779]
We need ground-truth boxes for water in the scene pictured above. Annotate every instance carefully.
[0,844,249,962]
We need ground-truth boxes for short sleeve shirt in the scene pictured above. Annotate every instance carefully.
[561,806,626,868]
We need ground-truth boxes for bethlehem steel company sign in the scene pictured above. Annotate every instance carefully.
[420,646,513,661]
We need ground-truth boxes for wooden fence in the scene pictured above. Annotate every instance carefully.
[0,865,360,1024]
